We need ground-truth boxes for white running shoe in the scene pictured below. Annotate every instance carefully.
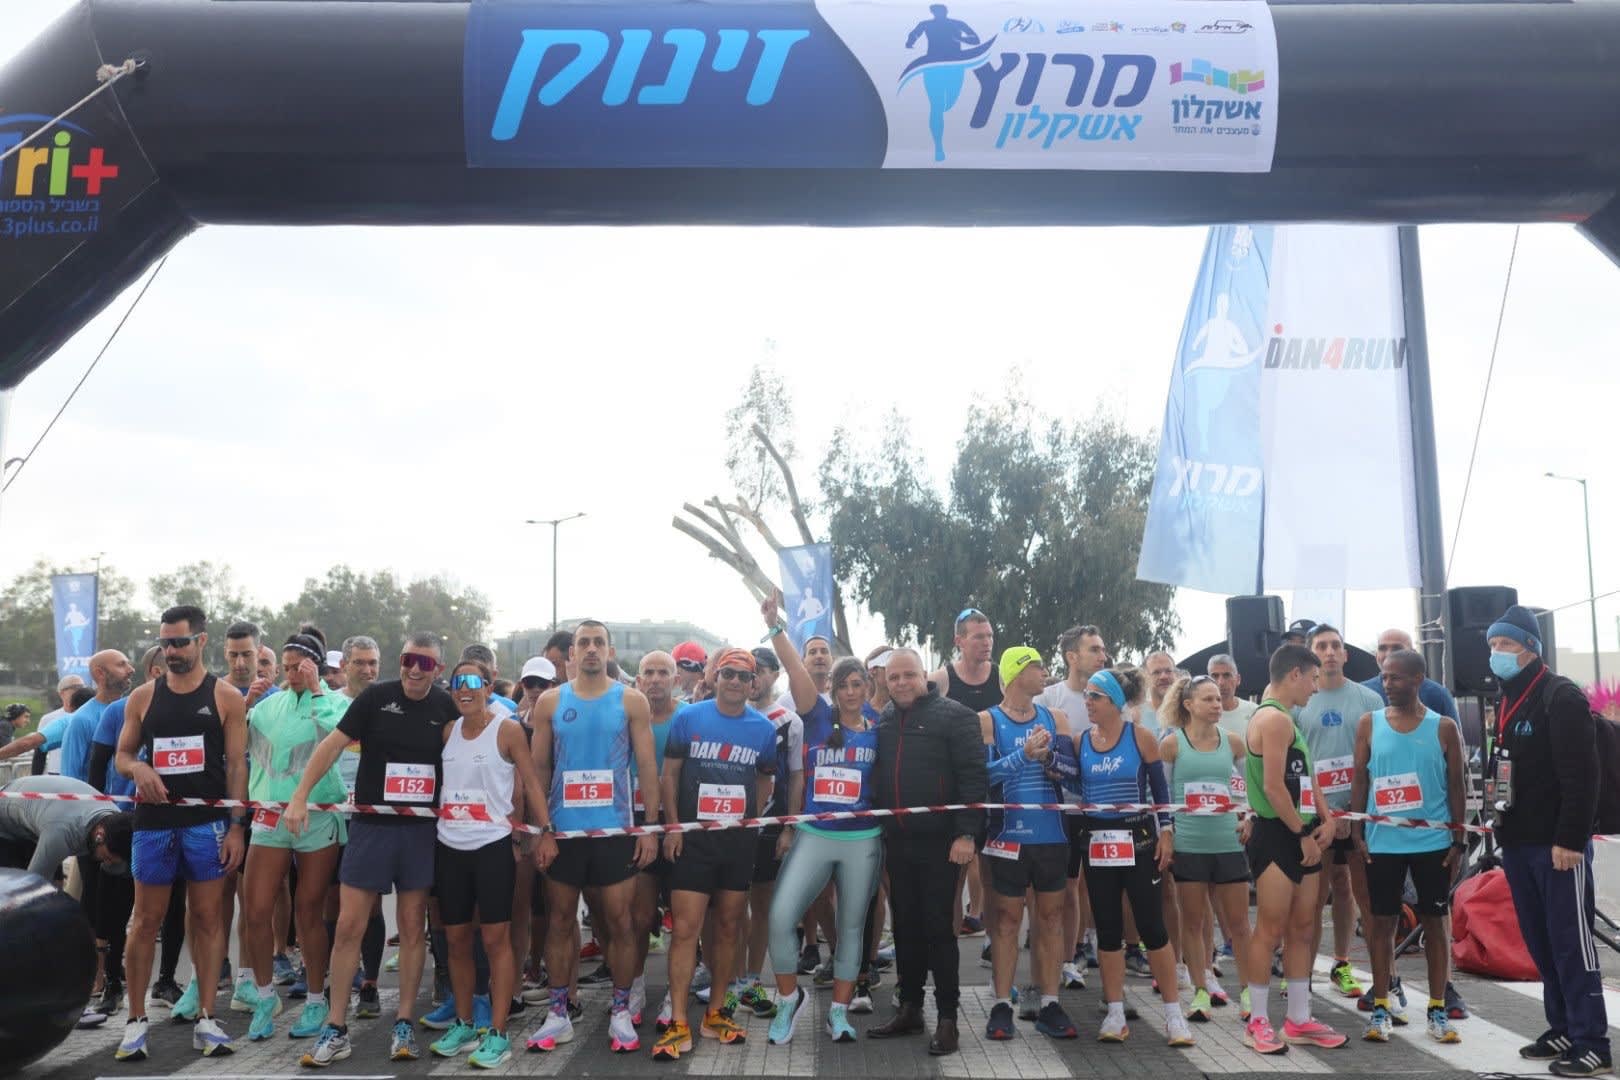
[1062,962,1087,990]
[655,992,674,1033]
[115,1018,148,1061]
[193,1016,235,1056]
[1176,963,1194,992]
[1167,1013,1195,1047]
[526,1009,574,1052]
[608,1008,639,1053]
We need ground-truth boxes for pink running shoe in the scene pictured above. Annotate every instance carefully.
[1283,1017,1348,1049]
[1245,1017,1287,1055]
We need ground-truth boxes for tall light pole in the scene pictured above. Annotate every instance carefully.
[525,513,586,631]
[1546,473,1601,683]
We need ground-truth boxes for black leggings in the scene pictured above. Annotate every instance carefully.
[1082,846,1169,953]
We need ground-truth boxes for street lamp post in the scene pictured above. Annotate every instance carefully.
[1546,473,1601,683]
[525,513,586,632]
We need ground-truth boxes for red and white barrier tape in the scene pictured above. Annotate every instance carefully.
[0,788,1515,841]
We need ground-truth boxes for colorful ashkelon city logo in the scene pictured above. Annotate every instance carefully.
[1168,59,1265,94]
[0,115,120,197]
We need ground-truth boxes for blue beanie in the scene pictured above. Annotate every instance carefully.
[1486,604,1542,655]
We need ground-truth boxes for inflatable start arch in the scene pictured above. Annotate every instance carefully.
[3,0,1620,385]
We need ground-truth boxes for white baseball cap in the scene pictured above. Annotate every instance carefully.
[520,656,558,683]
[325,650,345,670]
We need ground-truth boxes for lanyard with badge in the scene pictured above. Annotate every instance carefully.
[1488,668,1546,815]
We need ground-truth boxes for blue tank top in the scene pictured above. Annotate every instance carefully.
[987,705,1066,845]
[633,712,673,819]
[1364,707,1452,855]
[800,699,879,833]
[549,682,633,831]
[1080,722,1147,821]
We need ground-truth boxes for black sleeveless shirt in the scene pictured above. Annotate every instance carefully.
[136,673,230,830]
[946,663,1001,714]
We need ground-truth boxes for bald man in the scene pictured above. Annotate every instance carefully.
[1359,630,1460,720]
[56,651,137,784]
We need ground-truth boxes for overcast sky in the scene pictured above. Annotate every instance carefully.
[6,1,1620,672]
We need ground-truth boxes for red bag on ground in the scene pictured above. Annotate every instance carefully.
[1451,867,1540,981]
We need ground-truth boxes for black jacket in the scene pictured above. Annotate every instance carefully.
[874,685,986,840]
[1494,657,1598,851]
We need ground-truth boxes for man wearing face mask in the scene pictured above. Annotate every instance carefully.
[1486,605,1610,1077]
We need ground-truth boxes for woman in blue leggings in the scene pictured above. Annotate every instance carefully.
[764,643,883,1045]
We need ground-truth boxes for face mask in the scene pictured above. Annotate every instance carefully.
[1489,650,1524,682]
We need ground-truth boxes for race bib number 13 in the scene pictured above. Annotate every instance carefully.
[1089,829,1134,868]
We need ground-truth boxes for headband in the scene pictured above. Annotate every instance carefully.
[1088,670,1126,710]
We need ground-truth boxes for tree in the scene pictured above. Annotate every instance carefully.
[0,560,153,690]
[402,575,492,664]
[673,354,854,651]
[147,561,273,671]
[273,566,410,654]
[819,395,1180,664]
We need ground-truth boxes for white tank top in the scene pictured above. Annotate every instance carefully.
[437,714,515,851]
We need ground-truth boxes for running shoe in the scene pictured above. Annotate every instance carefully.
[288,971,308,1000]
[388,932,400,947]
[389,1020,418,1061]
[78,1004,109,1029]
[290,998,328,1038]
[230,979,259,1013]
[629,980,647,1025]
[827,1003,857,1043]
[171,978,201,1022]
[274,954,298,986]
[768,988,804,1045]
[1097,1010,1129,1042]
[978,941,993,968]
[1206,980,1230,1007]
[1017,985,1040,1022]
[1329,960,1364,998]
[1166,1013,1195,1047]
[739,982,777,1018]
[248,991,282,1040]
[420,997,458,1030]
[1283,1017,1348,1049]
[701,1008,746,1043]
[986,1001,1015,1040]
[1525,1032,1576,1060]
[812,960,835,987]
[355,983,381,1019]
[850,978,873,1015]
[1177,963,1194,991]
[1445,981,1471,1020]
[579,939,602,960]
[1095,1000,1141,1021]
[609,1006,640,1053]
[469,1031,513,1068]
[302,1024,351,1067]
[1084,940,1099,969]
[652,1019,692,1060]
[1245,1015,1286,1055]
[384,951,399,973]
[1187,989,1212,1023]
[430,1019,480,1058]
[525,1008,573,1051]
[692,962,713,995]
[1061,962,1086,990]
[1427,1006,1462,1044]
[1552,1047,1616,1077]
[1124,946,1152,977]
[115,1017,148,1061]
[194,1015,236,1056]
[150,977,184,1009]
[1364,1006,1394,1042]
[94,984,124,1017]
[655,992,674,1033]
[1036,1001,1077,1040]
[580,962,613,986]
[960,915,985,936]
[797,944,820,975]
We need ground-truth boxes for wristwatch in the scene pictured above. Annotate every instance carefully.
[231,814,251,829]
[537,824,557,836]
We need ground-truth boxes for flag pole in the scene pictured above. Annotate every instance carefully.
[1398,226,1449,687]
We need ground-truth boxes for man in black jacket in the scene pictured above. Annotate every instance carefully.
[1488,605,1610,1077]
[867,649,986,1055]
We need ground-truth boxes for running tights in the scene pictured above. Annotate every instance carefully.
[768,827,882,982]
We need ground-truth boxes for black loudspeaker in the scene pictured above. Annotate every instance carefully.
[1530,606,1557,674]
[1448,585,1519,695]
[1226,595,1284,700]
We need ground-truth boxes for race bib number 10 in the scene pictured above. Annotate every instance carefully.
[813,766,862,806]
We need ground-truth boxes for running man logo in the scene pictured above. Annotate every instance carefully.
[0,116,120,197]
[1265,325,1409,370]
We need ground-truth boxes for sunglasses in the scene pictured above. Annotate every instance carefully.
[676,659,706,673]
[399,653,440,673]
[1083,689,1113,702]
[159,635,196,649]
[1188,675,1215,688]
[716,668,754,682]
[451,673,485,691]
[955,607,986,626]
[520,676,553,690]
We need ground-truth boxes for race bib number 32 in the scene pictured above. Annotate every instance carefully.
[384,763,436,803]
[697,783,746,821]
[1373,772,1423,814]
[153,735,205,775]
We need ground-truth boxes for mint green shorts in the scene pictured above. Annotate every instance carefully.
[250,807,347,852]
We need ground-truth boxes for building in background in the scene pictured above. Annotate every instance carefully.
[496,618,726,676]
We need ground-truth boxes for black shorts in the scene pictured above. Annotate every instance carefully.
[1066,814,1086,878]
[1171,850,1251,885]
[435,837,516,926]
[1367,847,1452,918]
[547,835,638,891]
[752,829,782,885]
[1245,817,1321,885]
[984,841,1069,897]
[669,830,754,895]
[1329,835,1354,865]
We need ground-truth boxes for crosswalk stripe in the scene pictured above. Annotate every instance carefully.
[931,988,1072,1078]
[1497,977,1620,1028]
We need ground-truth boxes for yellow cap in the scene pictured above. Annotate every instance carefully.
[999,645,1044,689]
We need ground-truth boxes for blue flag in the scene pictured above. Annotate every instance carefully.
[51,572,98,682]
[779,543,834,651]
[1137,225,1273,594]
